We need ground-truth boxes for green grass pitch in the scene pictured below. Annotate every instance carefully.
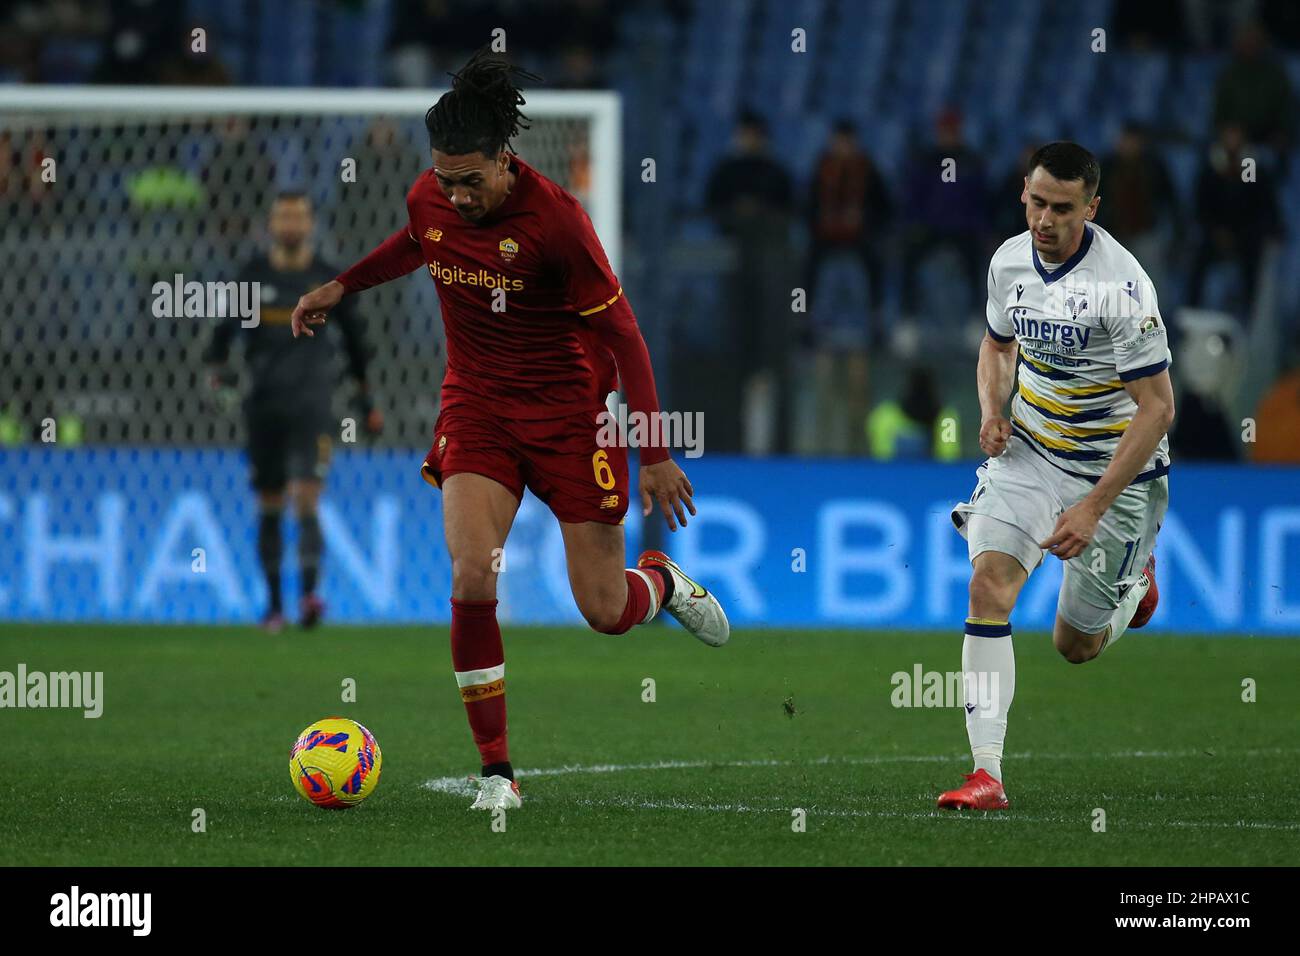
[2,623,1297,866]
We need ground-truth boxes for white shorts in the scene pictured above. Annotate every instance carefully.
[951,435,1168,634]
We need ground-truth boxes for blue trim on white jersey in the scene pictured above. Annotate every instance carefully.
[987,322,1015,344]
[1119,358,1170,382]
[1017,354,1079,381]
[1032,223,1094,285]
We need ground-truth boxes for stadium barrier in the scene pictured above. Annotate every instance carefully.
[1,447,1297,634]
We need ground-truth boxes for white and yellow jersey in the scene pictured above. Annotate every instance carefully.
[985,223,1172,483]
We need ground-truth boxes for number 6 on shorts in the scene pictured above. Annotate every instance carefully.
[592,449,615,490]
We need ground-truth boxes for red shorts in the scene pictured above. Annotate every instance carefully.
[421,402,629,525]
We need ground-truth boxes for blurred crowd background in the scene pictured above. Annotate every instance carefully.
[2,0,1299,464]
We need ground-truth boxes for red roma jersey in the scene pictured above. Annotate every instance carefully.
[406,156,623,419]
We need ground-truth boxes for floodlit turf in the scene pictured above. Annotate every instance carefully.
[2,623,1297,866]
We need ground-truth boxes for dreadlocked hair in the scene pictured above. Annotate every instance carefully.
[425,49,542,157]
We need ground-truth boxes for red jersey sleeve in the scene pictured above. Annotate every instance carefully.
[548,202,670,465]
[549,199,622,315]
[590,295,669,465]
[334,225,425,294]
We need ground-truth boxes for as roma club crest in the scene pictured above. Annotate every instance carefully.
[498,237,519,262]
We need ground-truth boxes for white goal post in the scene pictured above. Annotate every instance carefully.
[0,85,622,270]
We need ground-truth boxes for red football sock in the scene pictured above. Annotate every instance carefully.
[450,598,508,766]
[594,569,662,635]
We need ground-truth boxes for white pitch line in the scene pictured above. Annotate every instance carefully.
[422,746,1300,807]
[567,796,1300,832]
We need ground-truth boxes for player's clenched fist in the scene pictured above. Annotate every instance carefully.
[639,459,696,532]
[291,280,345,338]
[979,415,1013,458]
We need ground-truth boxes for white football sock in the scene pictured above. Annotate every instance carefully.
[1098,573,1149,654]
[962,620,1015,783]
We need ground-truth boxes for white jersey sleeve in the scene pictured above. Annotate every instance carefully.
[985,248,1015,342]
[1100,272,1172,381]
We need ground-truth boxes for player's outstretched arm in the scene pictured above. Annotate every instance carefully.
[587,295,695,531]
[293,226,425,339]
[976,331,1018,457]
[1040,370,1175,559]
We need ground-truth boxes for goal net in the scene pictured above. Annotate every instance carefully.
[0,86,622,448]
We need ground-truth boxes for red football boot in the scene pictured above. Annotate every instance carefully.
[937,769,1010,810]
[1128,552,1159,629]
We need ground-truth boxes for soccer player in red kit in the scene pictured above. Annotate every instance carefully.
[289,52,730,810]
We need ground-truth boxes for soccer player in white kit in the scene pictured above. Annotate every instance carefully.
[938,142,1174,810]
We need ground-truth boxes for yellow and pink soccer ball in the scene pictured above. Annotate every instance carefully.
[289,717,382,809]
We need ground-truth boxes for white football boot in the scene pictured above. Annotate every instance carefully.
[469,774,522,810]
[636,550,730,647]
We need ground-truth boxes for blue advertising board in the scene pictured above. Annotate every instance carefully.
[1,448,1296,633]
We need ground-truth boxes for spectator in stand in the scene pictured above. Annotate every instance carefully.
[705,110,794,225]
[704,110,797,454]
[804,118,892,322]
[155,25,232,86]
[89,0,184,84]
[866,366,961,461]
[1112,0,1189,51]
[1098,122,1180,292]
[1188,122,1283,318]
[551,43,605,90]
[1213,19,1295,158]
[990,142,1037,243]
[900,107,987,314]
[801,119,892,454]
